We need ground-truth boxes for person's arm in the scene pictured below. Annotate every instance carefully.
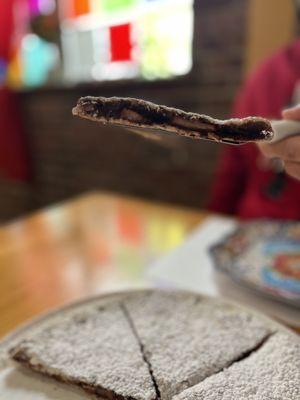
[259,105,300,180]
[208,43,300,212]
[207,63,262,215]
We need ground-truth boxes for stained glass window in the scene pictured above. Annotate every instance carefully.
[4,0,59,88]
[102,0,138,13]
[5,0,194,87]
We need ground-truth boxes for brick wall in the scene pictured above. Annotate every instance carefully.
[194,0,248,115]
[0,0,249,221]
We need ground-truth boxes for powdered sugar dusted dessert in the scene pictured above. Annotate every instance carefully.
[123,291,273,399]
[173,333,300,400]
[8,290,299,400]
[72,97,273,144]
[10,301,156,400]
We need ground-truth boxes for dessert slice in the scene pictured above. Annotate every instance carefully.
[72,96,273,144]
[174,332,300,400]
[10,302,157,400]
[123,291,275,400]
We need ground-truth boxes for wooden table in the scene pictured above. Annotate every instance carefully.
[0,192,298,338]
[0,192,205,338]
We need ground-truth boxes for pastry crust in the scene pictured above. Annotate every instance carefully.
[72,97,274,144]
[9,290,296,400]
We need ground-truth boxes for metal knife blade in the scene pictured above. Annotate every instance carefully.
[271,120,300,143]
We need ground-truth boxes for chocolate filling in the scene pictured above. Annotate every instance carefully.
[74,97,273,143]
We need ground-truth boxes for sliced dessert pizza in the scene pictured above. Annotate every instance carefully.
[122,291,274,399]
[173,332,300,400]
[9,290,288,400]
[10,301,157,400]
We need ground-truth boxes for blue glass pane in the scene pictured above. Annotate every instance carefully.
[21,35,58,87]
[0,58,7,85]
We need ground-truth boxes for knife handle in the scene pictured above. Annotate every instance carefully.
[271,120,300,143]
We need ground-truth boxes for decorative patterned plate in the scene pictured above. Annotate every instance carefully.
[210,221,300,308]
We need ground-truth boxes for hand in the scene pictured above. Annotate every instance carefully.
[259,105,300,180]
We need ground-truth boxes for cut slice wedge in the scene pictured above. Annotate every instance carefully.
[10,302,157,400]
[72,97,273,145]
[123,291,274,399]
[173,332,300,400]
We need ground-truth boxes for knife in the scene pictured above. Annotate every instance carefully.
[270,120,300,143]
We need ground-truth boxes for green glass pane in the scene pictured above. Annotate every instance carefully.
[102,0,138,13]
[140,1,193,79]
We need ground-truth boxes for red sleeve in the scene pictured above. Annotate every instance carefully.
[206,75,257,215]
[207,42,300,214]
[207,145,247,214]
[0,1,30,181]
[0,1,13,60]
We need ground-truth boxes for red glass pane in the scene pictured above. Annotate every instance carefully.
[109,23,132,62]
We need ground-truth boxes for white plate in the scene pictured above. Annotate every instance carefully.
[0,289,295,399]
[0,367,90,400]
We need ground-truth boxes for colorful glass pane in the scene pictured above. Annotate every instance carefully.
[61,0,90,19]
[102,0,137,13]
[110,24,132,62]
[9,0,194,87]
[38,0,56,15]
[92,26,110,63]
[57,0,72,21]
[21,34,58,87]
[7,51,22,88]
[29,0,40,16]
[0,58,7,86]
[72,0,90,17]
[140,0,193,79]
[90,0,103,14]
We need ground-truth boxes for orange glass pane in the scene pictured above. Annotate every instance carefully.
[72,0,90,17]
[7,50,22,88]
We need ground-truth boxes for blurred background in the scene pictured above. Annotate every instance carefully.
[0,0,297,222]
